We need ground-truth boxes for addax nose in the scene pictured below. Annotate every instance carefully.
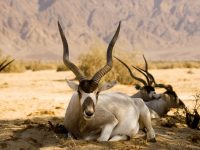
[85,110,93,116]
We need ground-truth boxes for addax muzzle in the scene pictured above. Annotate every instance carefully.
[82,97,95,119]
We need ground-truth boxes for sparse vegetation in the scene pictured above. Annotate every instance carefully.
[185,92,200,130]
[24,61,69,72]
[0,47,200,74]
[78,48,200,84]
[79,48,141,85]
[2,60,26,73]
[25,61,56,71]
[0,55,25,73]
[56,64,69,72]
[150,60,200,69]
[194,92,200,111]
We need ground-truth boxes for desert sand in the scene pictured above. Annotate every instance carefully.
[0,68,200,150]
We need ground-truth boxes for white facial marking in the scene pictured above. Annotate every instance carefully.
[80,91,97,106]
[154,94,161,99]
[149,91,155,99]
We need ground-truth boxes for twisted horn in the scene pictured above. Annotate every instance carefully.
[155,83,173,91]
[138,64,173,91]
[0,59,8,70]
[114,56,147,86]
[132,66,150,85]
[135,66,157,86]
[91,22,121,84]
[142,55,156,85]
[0,59,14,71]
[58,21,86,82]
[141,55,175,91]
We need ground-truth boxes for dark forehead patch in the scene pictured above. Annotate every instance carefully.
[79,80,98,93]
[143,86,155,93]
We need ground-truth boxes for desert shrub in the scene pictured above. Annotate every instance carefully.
[31,64,54,71]
[0,49,25,73]
[3,60,26,73]
[0,56,26,73]
[1,58,69,72]
[25,61,57,71]
[56,64,69,72]
[79,48,142,85]
[185,92,200,130]
[194,92,200,111]
[150,61,200,69]
[25,61,70,72]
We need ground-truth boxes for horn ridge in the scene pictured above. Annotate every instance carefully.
[92,21,121,84]
[142,55,156,85]
[155,83,172,91]
[58,21,86,81]
[114,56,147,86]
[141,55,173,90]
[0,59,14,71]
[0,59,8,69]
[132,66,150,86]
[106,21,121,65]
[138,67,157,86]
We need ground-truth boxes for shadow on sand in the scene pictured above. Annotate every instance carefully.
[0,116,200,150]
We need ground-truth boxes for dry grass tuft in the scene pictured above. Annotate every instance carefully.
[150,60,200,69]
[56,64,69,72]
[78,48,142,85]
[194,92,200,111]
[25,61,57,71]
[0,57,26,73]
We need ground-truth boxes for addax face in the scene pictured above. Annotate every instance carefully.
[164,90,185,108]
[68,80,116,120]
[79,89,98,120]
[141,86,161,100]
[78,80,98,120]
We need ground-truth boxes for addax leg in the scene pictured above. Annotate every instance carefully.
[97,118,118,142]
[140,105,156,142]
[109,135,129,141]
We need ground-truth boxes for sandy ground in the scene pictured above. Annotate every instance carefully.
[0,68,200,150]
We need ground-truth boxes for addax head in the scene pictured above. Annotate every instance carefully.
[161,84,185,108]
[58,21,120,120]
[131,55,159,99]
[114,56,159,100]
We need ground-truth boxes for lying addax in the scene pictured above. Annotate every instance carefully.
[145,84,185,117]
[58,21,156,142]
[115,56,185,118]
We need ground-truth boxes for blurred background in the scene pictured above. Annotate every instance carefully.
[0,0,200,74]
[1,0,200,60]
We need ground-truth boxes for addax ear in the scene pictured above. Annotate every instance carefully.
[98,81,117,92]
[66,79,79,91]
